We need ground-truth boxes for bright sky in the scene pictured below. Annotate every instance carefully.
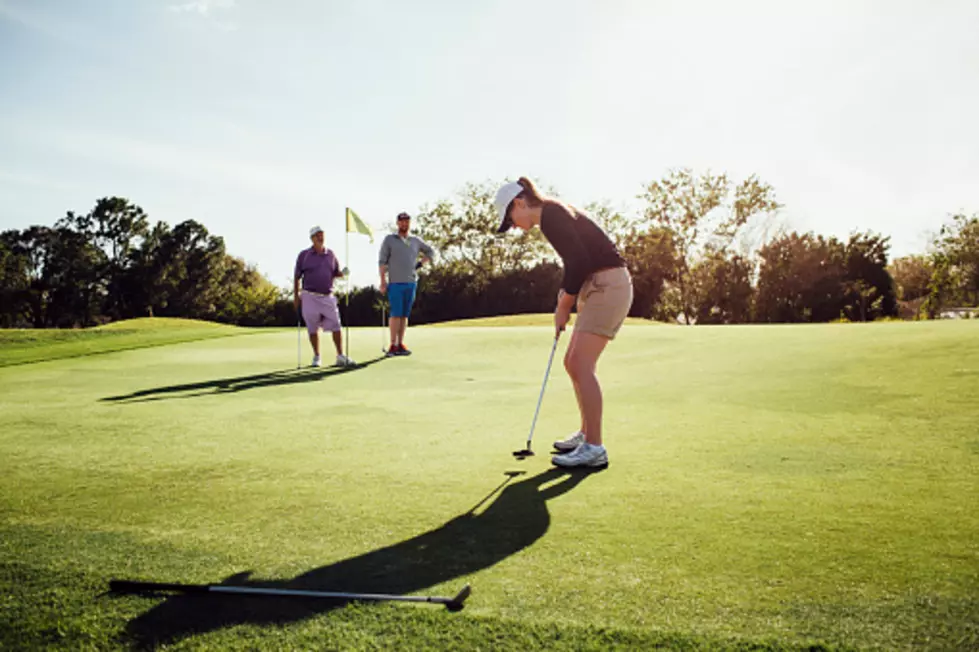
[2,0,978,289]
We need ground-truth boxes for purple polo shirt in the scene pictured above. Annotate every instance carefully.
[295,247,340,294]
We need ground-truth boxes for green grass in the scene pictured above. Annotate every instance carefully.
[1,320,977,650]
[0,318,246,367]
[424,313,660,327]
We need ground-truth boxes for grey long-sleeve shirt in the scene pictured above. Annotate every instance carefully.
[378,234,436,284]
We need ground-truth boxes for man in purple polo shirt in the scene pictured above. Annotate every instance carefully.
[294,226,355,367]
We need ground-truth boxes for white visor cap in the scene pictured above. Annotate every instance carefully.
[494,181,524,233]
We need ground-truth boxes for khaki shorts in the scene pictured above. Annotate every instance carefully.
[574,266,634,340]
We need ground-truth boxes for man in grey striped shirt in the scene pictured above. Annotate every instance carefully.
[378,212,436,356]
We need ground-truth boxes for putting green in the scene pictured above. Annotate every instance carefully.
[1,320,977,650]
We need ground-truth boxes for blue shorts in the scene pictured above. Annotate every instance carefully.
[388,282,417,318]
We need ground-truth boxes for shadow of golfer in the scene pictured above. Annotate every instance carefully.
[121,467,595,649]
[101,355,388,404]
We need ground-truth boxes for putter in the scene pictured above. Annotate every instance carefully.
[108,579,471,612]
[513,335,560,459]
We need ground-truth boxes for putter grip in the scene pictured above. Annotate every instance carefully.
[109,580,207,593]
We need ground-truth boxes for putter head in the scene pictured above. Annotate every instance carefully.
[512,449,535,459]
[445,584,471,612]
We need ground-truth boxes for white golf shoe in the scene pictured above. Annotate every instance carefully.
[553,430,585,453]
[335,354,357,367]
[311,355,322,368]
[552,442,609,469]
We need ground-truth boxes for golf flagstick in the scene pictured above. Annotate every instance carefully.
[345,211,350,362]
[108,579,471,612]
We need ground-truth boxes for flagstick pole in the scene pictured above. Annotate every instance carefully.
[345,208,350,361]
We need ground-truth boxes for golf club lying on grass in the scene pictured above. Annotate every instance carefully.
[108,579,472,612]
[513,334,560,459]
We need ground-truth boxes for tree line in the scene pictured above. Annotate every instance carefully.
[2,171,977,329]
[0,198,290,328]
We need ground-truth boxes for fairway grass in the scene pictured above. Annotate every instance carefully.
[0,318,247,367]
[1,321,977,650]
[424,312,660,328]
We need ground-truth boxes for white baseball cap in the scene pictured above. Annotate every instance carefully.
[494,181,524,233]
[309,225,324,237]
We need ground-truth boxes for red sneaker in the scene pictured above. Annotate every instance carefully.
[398,343,412,356]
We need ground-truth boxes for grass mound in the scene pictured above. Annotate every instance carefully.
[0,318,245,367]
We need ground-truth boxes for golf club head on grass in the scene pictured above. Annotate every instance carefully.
[512,448,535,460]
[445,584,472,612]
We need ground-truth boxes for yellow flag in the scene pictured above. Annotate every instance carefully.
[345,207,374,244]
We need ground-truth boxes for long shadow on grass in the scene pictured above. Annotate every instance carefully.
[121,467,594,649]
[100,355,389,403]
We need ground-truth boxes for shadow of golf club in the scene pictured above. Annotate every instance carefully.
[119,467,598,649]
[100,355,389,404]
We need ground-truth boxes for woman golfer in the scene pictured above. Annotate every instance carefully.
[495,177,633,469]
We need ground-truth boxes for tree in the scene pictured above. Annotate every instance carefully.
[59,197,148,265]
[841,232,896,321]
[115,219,227,320]
[924,252,956,319]
[26,227,58,327]
[113,220,170,318]
[408,260,564,325]
[1,226,106,327]
[754,232,847,323]
[57,197,149,319]
[619,227,677,319]
[4,226,56,327]
[934,212,979,307]
[582,201,634,249]
[153,220,227,319]
[690,248,754,324]
[215,256,285,326]
[889,255,933,301]
[754,231,895,323]
[412,259,482,323]
[0,232,31,327]
[841,279,878,322]
[639,169,780,324]
[2,199,302,327]
[413,180,552,283]
[43,227,107,327]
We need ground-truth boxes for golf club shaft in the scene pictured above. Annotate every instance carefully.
[296,309,302,369]
[109,580,467,607]
[526,336,559,447]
